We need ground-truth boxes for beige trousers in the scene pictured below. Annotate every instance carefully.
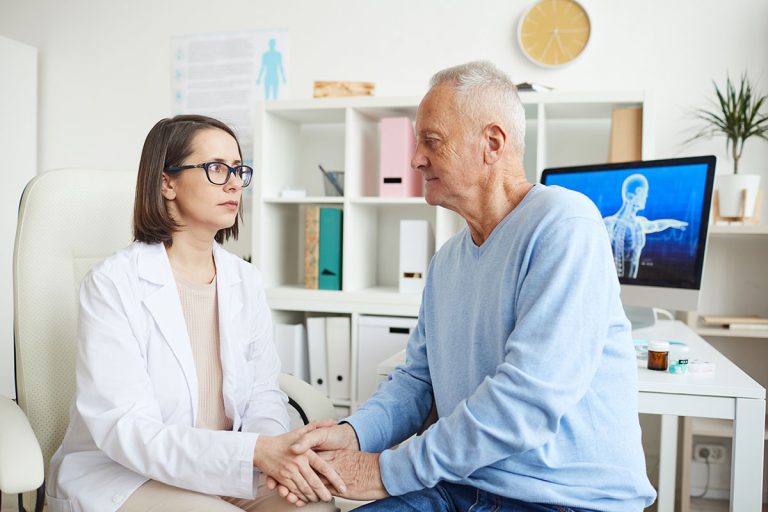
[118,477,337,512]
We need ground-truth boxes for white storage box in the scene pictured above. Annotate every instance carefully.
[357,315,417,403]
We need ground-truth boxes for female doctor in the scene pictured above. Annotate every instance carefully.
[47,115,344,512]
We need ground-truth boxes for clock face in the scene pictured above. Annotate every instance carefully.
[518,0,591,67]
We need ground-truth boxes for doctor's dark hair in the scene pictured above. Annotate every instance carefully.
[133,115,243,246]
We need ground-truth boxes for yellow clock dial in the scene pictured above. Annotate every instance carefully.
[518,0,591,67]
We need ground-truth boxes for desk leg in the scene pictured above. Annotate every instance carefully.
[657,415,678,512]
[730,398,765,512]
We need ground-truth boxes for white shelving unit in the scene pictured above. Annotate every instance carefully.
[680,224,768,510]
[249,91,652,411]
[692,225,768,341]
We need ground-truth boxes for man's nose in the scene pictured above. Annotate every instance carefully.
[411,145,428,171]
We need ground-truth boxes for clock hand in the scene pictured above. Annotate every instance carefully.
[540,35,555,62]
[553,33,570,60]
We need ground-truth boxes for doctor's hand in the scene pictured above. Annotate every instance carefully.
[291,421,360,454]
[267,422,361,505]
[253,420,346,504]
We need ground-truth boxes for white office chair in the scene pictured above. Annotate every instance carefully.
[0,169,336,511]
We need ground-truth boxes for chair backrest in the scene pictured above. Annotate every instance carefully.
[14,169,136,473]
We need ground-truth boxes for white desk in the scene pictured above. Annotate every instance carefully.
[376,320,766,511]
[633,320,765,512]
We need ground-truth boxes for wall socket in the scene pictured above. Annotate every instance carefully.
[693,443,726,464]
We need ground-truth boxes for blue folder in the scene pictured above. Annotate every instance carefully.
[318,208,342,290]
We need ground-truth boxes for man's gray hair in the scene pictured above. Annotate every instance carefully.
[429,61,526,154]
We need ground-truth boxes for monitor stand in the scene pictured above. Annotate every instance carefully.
[624,305,656,330]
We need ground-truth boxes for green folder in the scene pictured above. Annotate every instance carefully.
[318,208,343,290]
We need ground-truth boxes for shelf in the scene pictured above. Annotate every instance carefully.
[263,196,344,204]
[350,197,427,205]
[695,325,768,339]
[254,92,655,417]
[267,96,421,111]
[266,285,421,316]
[708,224,768,236]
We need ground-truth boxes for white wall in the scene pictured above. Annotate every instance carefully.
[0,0,766,180]
[0,36,37,399]
[1,0,767,500]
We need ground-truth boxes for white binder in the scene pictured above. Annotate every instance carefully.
[325,316,351,400]
[357,315,417,402]
[273,323,309,382]
[306,317,329,395]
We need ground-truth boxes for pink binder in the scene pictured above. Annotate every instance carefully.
[379,117,421,197]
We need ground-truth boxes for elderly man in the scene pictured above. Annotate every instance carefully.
[275,61,656,511]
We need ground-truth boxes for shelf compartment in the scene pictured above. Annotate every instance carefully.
[258,108,346,198]
[345,202,436,293]
[258,202,343,289]
[698,236,768,318]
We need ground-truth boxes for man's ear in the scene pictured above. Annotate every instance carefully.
[483,123,507,165]
[161,173,176,200]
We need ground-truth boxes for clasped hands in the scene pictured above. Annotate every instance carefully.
[253,420,388,506]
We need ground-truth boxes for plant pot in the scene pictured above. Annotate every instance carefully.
[715,174,762,219]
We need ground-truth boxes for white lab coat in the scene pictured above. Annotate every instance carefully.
[46,242,290,512]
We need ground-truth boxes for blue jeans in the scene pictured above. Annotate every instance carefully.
[356,482,594,512]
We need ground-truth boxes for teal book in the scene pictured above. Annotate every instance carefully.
[318,208,343,290]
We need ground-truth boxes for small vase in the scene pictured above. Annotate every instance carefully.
[715,174,762,219]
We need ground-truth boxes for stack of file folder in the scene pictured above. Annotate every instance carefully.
[304,206,343,290]
[306,316,350,400]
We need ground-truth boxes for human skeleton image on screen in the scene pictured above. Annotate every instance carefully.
[542,161,711,288]
[603,174,688,278]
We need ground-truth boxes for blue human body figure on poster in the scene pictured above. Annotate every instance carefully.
[603,174,688,278]
[257,38,286,100]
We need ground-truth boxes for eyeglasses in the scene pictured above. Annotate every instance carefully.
[165,162,253,187]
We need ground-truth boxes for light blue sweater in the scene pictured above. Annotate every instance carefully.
[347,185,656,511]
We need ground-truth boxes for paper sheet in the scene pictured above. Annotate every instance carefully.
[171,29,290,162]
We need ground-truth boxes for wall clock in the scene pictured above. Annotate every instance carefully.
[517,0,591,68]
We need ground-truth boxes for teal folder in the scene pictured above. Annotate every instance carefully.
[318,208,343,290]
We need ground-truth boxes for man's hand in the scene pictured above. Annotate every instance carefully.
[269,449,388,505]
[266,422,361,506]
[253,420,346,504]
[317,450,389,501]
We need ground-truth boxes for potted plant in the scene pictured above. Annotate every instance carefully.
[689,74,768,219]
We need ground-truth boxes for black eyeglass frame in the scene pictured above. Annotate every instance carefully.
[165,162,253,187]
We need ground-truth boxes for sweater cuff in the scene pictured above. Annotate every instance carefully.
[378,443,425,496]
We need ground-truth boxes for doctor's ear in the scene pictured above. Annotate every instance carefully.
[161,173,177,200]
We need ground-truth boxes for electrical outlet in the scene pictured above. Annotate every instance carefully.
[693,443,726,464]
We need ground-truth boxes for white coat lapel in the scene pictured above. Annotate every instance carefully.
[138,243,198,422]
[213,244,244,426]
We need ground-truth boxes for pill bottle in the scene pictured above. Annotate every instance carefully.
[647,340,670,371]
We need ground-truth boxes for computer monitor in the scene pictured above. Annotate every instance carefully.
[541,156,716,327]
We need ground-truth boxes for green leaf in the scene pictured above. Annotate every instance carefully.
[689,73,768,173]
